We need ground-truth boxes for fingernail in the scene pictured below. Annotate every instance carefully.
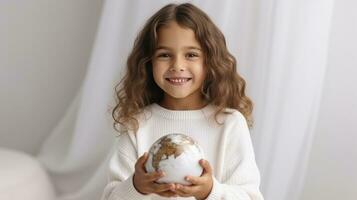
[185,177,190,181]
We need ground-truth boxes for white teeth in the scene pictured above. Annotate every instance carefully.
[168,78,189,83]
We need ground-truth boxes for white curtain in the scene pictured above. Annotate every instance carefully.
[36,0,335,200]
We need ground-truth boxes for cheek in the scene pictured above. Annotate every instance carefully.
[152,64,165,83]
[194,65,207,83]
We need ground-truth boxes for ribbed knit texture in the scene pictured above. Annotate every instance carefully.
[101,103,264,200]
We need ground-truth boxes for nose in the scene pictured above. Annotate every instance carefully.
[169,56,185,72]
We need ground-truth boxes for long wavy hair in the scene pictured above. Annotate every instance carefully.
[112,3,254,134]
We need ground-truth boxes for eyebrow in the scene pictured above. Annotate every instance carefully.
[155,46,202,51]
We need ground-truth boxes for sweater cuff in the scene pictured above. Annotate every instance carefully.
[110,174,151,200]
[205,176,223,200]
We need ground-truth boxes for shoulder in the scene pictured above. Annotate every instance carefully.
[137,104,155,120]
[115,104,154,134]
[220,108,252,147]
[219,107,248,126]
[115,129,137,150]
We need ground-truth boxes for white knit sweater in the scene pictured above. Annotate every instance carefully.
[101,103,264,200]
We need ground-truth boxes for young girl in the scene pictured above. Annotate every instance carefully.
[101,3,263,200]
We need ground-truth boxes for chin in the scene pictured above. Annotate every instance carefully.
[169,94,190,99]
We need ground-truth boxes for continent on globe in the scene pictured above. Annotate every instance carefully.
[151,135,194,171]
[145,133,204,185]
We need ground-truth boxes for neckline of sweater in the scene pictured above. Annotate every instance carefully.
[149,102,216,120]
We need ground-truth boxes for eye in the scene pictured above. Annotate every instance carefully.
[157,53,171,58]
[186,53,199,58]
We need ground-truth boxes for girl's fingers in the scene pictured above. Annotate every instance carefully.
[145,171,164,182]
[185,176,204,185]
[200,159,212,174]
[175,184,196,196]
[173,189,189,197]
[135,152,148,173]
[152,183,175,192]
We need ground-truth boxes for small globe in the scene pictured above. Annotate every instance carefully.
[145,133,204,185]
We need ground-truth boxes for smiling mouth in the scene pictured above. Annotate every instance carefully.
[165,78,192,85]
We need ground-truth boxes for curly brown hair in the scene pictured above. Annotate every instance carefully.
[112,3,254,134]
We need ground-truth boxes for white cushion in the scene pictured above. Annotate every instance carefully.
[0,148,55,200]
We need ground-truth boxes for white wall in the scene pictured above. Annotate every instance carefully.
[300,0,357,199]
[0,0,103,155]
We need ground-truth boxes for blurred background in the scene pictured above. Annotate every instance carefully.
[0,0,356,200]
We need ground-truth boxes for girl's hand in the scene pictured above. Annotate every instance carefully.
[133,152,177,198]
[174,159,213,200]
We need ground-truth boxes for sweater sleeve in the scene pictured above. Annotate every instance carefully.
[206,112,264,200]
[100,133,152,200]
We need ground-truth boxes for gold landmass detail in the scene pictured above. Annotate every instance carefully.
[152,135,194,171]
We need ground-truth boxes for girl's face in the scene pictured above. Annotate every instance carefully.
[152,21,206,109]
